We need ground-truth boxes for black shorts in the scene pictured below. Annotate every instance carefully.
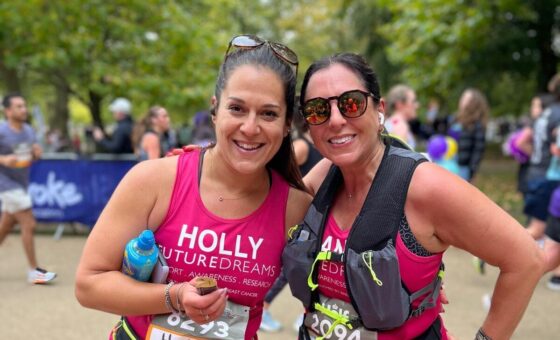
[523,179,559,221]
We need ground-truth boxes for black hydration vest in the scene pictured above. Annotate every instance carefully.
[282,137,444,333]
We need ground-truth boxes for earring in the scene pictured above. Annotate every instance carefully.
[378,112,385,125]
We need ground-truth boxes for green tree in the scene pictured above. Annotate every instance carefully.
[372,0,559,116]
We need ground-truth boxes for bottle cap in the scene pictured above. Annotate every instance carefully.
[137,230,155,250]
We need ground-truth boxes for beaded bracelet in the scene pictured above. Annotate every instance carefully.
[475,328,492,340]
[164,282,179,313]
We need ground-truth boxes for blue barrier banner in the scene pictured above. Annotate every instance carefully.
[29,159,136,226]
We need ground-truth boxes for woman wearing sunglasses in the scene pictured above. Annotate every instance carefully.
[283,53,544,340]
[75,35,311,340]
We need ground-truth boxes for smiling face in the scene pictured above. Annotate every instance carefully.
[304,63,383,167]
[211,64,289,175]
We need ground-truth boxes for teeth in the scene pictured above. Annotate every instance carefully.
[237,142,261,150]
[330,135,353,144]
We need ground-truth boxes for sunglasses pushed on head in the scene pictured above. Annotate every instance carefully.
[225,34,299,75]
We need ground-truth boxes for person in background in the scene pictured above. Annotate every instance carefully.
[410,98,439,141]
[515,93,555,201]
[75,34,311,340]
[538,73,560,290]
[93,97,134,154]
[0,93,57,284]
[385,84,419,149]
[453,88,489,182]
[285,52,543,340]
[522,75,560,245]
[132,106,172,160]
[176,121,194,148]
[260,107,322,333]
[292,104,323,176]
[191,110,216,147]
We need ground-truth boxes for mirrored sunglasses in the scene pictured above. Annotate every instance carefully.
[301,89,375,125]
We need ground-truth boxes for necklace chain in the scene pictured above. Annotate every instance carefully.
[207,150,268,202]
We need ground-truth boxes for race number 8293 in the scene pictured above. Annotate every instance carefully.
[166,313,229,338]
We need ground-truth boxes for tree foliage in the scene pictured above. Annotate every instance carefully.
[371,0,559,115]
[0,0,558,137]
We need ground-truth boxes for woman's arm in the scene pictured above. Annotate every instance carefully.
[74,155,233,321]
[285,187,313,235]
[75,158,176,315]
[142,132,162,160]
[293,138,310,167]
[302,158,332,196]
[407,162,545,340]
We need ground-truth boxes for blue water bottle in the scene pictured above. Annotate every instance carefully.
[122,229,159,281]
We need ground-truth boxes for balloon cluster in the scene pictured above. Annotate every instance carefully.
[504,130,529,163]
[427,135,460,174]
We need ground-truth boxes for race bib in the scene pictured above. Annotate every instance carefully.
[147,300,249,340]
[304,295,378,340]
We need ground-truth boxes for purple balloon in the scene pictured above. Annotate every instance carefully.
[507,130,529,163]
[427,135,447,160]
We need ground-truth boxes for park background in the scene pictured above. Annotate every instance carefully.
[0,1,558,135]
[1,0,560,339]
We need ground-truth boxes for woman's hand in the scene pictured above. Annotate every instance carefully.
[176,278,228,324]
[166,145,202,157]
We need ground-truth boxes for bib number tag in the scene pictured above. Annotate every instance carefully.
[147,301,249,340]
[304,295,378,340]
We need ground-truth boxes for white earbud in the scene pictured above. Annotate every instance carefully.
[378,112,385,125]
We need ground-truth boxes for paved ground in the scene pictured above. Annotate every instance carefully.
[1,230,559,339]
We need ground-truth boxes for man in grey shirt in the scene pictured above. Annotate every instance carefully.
[0,93,56,284]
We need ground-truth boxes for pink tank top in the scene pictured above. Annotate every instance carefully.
[317,214,447,339]
[127,149,290,339]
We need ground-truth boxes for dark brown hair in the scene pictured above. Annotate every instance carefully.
[213,39,305,191]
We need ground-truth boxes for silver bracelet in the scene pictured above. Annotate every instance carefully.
[175,283,187,317]
[475,328,492,340]
[164,282,179,313]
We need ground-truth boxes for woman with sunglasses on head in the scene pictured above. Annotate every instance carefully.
[75,35,311,340]
[283,53,544,340]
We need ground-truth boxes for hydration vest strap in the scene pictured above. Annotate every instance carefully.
[307,251,339,290]
[409,264,445,318]
[313,302,356,340]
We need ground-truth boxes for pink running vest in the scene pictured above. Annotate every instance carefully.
[317,214,448,339]
[127,149,290,339]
